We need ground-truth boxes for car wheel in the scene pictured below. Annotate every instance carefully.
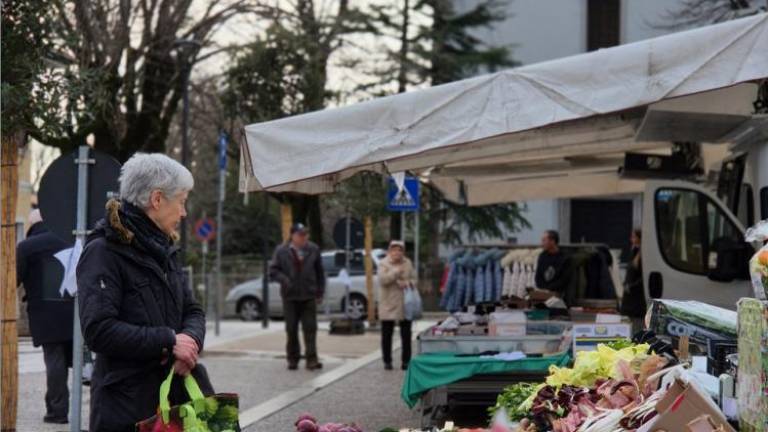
[238,297,262,321]
[342,294,368,320]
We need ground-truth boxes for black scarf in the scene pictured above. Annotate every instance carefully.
[116,200,173,269]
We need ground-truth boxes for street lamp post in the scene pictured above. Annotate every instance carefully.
[173,39,201,264]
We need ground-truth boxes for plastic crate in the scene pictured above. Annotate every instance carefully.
[707,340,738,376]
[417,321,572,355]
[526,310,550,320]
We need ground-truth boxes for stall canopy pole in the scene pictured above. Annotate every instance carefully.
[344,210,351,318]
[281,203,292,242]
[414,210,420,286]
[400,212,406,246]
[364,216,375,326]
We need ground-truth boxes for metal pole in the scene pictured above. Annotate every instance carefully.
[262,193,270,329]
[70,145,90,432]
[215,175,223,335]
[215,136,226,336]
[202,240,208,312]
[414,210,420,285]
[179,60,191,265]
[344,212,351,318]
[400,211,406,244]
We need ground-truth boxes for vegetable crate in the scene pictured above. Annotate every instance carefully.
[419,371,550,428]
[417,321,572,355]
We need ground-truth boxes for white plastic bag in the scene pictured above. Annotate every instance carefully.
[404,286,423,321]
[745,219,768,300]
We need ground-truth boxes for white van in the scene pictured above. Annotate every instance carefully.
[642,141,767,309]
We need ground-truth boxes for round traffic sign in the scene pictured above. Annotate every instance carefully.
[38,148,121,245]
[333,217,364,250]
[194,217,216,242]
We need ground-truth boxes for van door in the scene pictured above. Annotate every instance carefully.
[642,180,753,309]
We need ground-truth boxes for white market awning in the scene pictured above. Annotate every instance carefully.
[240,13,768,202]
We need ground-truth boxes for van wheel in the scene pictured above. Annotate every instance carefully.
[342,294,368,320]
[238,297,262,321]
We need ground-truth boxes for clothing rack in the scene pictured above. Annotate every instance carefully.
[439,243,619,312]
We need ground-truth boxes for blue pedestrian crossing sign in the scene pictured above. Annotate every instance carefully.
[387,176,420,212]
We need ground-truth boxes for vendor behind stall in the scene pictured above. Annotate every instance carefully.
[534,230,572,303]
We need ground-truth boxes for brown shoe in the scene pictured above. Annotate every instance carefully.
[287,362,298,371]
[306,359,323,371]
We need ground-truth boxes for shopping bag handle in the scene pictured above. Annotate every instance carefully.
[159,366,206,424]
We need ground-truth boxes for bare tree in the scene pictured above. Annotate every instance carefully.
[30,0,261,161]
[654,0,765,29]
[223,0,375,246]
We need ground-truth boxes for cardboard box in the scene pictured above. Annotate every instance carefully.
[686,415,728,432]
[638,379,735,432]
[489,311,526,336]
[572,323,631,338]
[572,322,631,352]
[492,324,526,337]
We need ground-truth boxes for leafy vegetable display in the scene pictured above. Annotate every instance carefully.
[488,342,674,432]
[543,344,650,389]
[489,383,539,421]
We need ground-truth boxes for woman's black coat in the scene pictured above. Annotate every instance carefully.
[77,201,212,432]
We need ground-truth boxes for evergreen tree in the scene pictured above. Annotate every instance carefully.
[221,3,374,247]
[358,0,528,276]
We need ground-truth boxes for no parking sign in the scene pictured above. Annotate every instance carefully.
[194,217,216,242]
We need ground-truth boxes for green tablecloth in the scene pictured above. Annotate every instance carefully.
[401,351,571,408]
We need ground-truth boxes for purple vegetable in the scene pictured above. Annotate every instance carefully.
[297,419,318,432]
[296,413,317,425]
[321,423,343,432]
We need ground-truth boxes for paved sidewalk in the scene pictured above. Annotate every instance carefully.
[15,320,286,432]
[246,348,422,432]
[15,319,437,432]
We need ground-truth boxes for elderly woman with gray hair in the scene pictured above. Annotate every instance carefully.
[77,153,212,432]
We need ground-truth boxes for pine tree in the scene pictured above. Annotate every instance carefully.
[221,3,374,247]
[359,0,528,278]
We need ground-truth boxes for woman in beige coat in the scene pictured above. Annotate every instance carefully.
[378,240,416,370]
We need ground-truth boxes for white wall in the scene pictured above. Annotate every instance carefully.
[444,0,690,255]
[453,0,586,66]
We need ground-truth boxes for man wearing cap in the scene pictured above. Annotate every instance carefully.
[269,223,326,370]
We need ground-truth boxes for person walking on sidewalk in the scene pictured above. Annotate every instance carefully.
[378,240,415,371]
[77,153,213,432]
[269,223,326,371]
[16,209,74,425]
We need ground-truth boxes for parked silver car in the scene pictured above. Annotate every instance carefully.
[225,249,387,321]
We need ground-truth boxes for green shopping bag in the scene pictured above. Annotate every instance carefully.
[135,367,240,432]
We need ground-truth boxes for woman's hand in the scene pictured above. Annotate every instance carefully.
[174,359,192,376]
[174,333,199,371]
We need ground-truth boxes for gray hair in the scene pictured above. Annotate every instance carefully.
[119,153,194,208]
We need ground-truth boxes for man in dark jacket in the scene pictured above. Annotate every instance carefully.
[269,223,326,371]
[16,209,73,424]
[535,230,570,294]
[77,153,212,432]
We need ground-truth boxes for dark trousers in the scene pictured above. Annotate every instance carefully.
[381,320,412,366]
[42,342,72,418]
[283,299,318,364]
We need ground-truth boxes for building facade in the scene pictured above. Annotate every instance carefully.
[446,0,694,260]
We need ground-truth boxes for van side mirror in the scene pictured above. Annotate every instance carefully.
[649,272,663,299]
[707,239,752,282]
